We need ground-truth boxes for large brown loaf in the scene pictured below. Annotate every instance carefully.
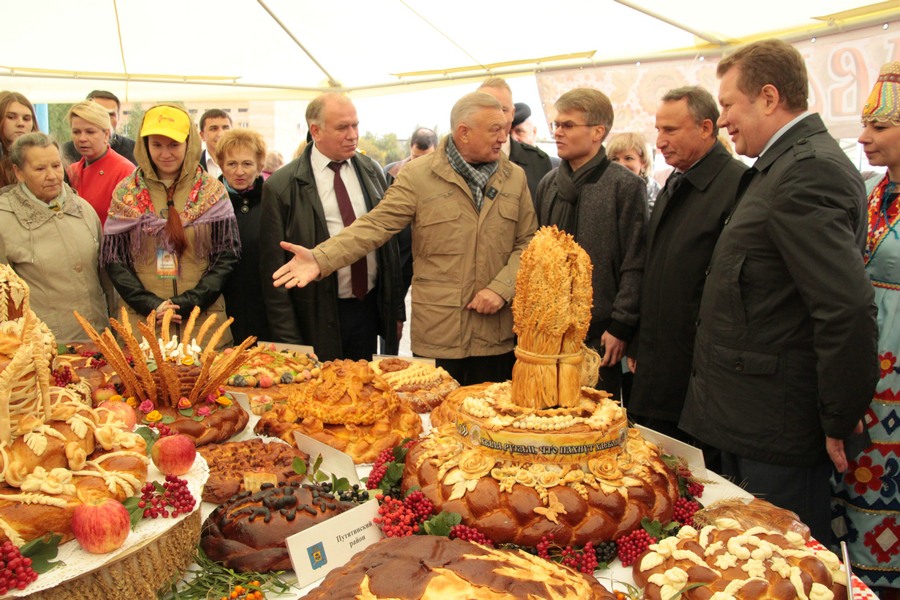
[632,525,849,600]
[160,402,249,447]
[300,535,616,599]
[200,481,356,573]
[402,435,678,547]
[198,439,308,504]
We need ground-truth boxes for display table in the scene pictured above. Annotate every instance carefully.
[180,397,878,600]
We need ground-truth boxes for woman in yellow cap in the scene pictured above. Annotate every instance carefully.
[103,104,240,348]
[830,62,900,598]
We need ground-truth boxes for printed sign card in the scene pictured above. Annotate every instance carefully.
[635,424,706,475]
[292,431,359,485]
[286,499,382,588]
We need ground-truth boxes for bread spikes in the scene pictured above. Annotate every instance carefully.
[510,226,593,409]
[73,311,143,400]
[195,336,259,402]
[189,316,235,405]
[137,321,173,407]
[181,306,201,346]
[109,315,157,402]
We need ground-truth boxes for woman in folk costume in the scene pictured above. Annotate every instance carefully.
[830,62,900,598]
[102,104,240,349]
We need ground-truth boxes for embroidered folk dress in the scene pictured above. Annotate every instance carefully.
[831,174,900,589]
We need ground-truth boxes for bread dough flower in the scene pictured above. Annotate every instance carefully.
[457,449,495,479]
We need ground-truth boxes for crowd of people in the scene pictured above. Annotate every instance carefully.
[0,37,896,596]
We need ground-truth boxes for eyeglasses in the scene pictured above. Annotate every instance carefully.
[550,121,600,133]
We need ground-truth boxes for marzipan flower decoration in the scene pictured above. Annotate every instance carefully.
[205,393,218,404]
[126,396,138,408]
[181,356,195,366]
[457,449,495,479]
[197,406,212,417]
[215,395,232,407]
[533,491,567,524]
[109,394,123,403]
[177,397,192,410]
[588,456,623,482]
[537,470,561,488]
[145,410,162,423]
[514,469,537,487]
[139,399,154,414]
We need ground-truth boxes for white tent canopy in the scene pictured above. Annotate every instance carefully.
[3,0,898,103]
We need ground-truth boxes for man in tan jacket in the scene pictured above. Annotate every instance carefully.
[272,92,537,385]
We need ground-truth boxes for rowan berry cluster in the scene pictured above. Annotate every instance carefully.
[373,491,436,538]
[448,524,493,546]
[672,497,700,526]
[615,529,657,566]
[0,540,38,594]
[534,534,600,574]
[138,475,195,519]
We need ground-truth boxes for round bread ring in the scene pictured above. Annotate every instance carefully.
[200,481,356,573]
[401,432,678,547]
[159,402,249,447]
[632,526,849,600]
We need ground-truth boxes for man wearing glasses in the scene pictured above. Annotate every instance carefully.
[534,88,648,399]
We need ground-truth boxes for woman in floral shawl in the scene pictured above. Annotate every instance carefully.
[103,104,240,348]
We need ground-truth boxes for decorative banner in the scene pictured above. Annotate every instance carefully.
[455,417,626,464]
[536,20,900,141]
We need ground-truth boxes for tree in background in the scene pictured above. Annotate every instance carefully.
[122,104,145,140]
[357,132,404,166]
[47,103,72,145]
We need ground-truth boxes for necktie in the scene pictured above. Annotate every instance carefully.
[662,170,684,197]
[328,161,368,301]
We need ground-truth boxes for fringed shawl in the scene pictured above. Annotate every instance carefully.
[102,166,240,266]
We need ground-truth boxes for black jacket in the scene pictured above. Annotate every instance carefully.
[509,139,552,204]
[681,114,879,466]
[258,146,404,360]
[222,176,271,342]
[629,142,746,423]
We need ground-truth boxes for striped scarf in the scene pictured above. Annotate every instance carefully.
[446,136,498,211]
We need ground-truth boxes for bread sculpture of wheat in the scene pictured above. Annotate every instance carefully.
[510,226,597,409]
[74,307,258,407]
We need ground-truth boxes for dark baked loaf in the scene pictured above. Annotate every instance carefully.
[300,535,616,599]
[200,481,355,572]
[198,439,309,504]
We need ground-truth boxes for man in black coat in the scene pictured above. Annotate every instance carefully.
[478,79,553,202]
[259,93,404,361]
[680,40,878,542]
[628,86,745,467]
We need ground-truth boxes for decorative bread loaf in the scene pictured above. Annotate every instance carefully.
[254,359,423,463]
[300,535,616,599]
[632,524,848,600]
[370,357,459,413]
[198,438,308,504]
[200,481,355,572]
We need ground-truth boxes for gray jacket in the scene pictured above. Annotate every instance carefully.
[680,113,879,466]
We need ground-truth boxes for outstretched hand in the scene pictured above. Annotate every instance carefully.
[272,241,321,288]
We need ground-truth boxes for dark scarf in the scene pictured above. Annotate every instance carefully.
[446,136,498,211]
[549,148,610,236]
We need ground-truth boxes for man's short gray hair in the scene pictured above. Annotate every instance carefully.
[451,92,503,130]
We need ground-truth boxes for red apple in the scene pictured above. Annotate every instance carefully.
[71,497,131,554]
[98,400,137,430]
[151,434,196,476]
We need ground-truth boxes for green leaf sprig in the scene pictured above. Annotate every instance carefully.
[160,547,293,600]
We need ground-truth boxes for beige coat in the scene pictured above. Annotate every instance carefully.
[313,138,537,358]
[0,183,108,342]
[106,104,234,348]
